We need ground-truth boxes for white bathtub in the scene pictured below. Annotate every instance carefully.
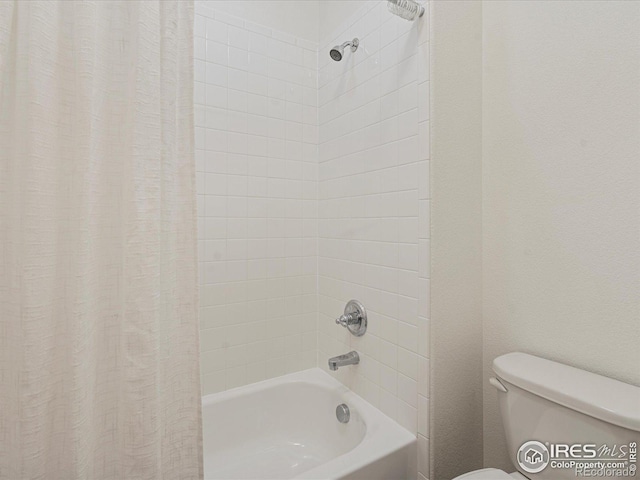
[202,368,416,480]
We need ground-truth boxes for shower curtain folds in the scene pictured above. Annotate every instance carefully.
[0,1,202,478]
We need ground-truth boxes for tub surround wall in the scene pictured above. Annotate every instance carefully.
[317,2,430,479]
[200,0,320,43]
[195,3,319,394]
[195,2,432,478]
[319,0,370,40]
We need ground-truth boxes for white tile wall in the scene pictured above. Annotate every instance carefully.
[194,3,319,395]
[195,1,430,478]
[316,2,430,479]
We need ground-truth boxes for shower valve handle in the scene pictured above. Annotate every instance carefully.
[335,313,359,327]
[334,300,367,337]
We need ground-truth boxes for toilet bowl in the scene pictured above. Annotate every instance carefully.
[453,352,640,480]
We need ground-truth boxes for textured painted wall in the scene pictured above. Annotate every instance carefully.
[429,1,484,479]
[482,0,640,470]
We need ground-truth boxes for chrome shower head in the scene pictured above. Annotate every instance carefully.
[329,38,359,62]
[329,47,343,62]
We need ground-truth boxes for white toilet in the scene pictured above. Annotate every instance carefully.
[454,352,640,480]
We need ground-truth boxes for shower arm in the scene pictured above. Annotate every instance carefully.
[341,39,359,52]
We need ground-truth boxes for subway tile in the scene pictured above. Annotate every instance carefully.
[206,41,227,65]
[418,434,430,477]
[397,399,417,434]
[195,37,206,60]
[195,15,206,38]
[194,9,431,447]
[206,84,227,108]
[418,394,430,437]
[228,25,248,50]
[206,18,228,44]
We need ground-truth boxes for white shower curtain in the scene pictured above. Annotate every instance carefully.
[0,1,202,479]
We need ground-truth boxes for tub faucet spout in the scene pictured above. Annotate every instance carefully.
[328,351,360,371]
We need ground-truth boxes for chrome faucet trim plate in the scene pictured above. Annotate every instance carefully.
[335,299,367,337]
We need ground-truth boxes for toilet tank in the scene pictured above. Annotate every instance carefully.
[491,352,640,480]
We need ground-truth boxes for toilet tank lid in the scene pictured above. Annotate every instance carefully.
[493,352,640,432]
